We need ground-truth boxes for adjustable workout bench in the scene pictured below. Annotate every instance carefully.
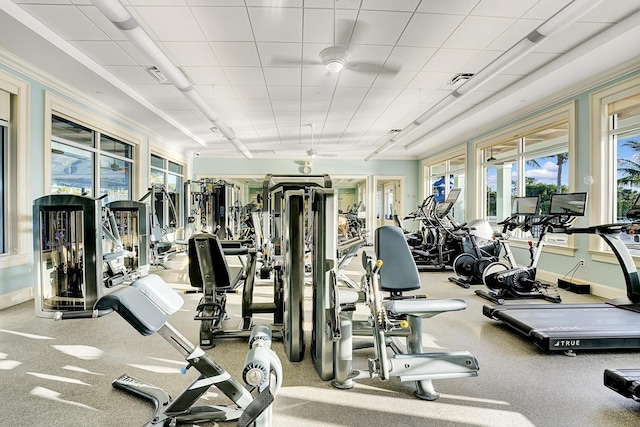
[189,233,282,349]
[94,274,282,426]
[331,225,479,400]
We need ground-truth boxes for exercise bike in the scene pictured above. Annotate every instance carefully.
[448,218,507,288]
[449,196,539,288]
[475,198,581,304]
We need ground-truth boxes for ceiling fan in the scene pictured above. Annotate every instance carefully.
[273,1,398,76]
[305,124,338,159]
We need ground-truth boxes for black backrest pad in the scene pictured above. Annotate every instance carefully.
[375,226,421,292]
[95,286,166,336]
[188,233,231,289]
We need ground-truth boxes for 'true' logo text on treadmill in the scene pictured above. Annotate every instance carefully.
[553,340,580,347]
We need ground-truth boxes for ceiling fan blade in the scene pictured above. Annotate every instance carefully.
[345,61,399,75]
[269,57,320,67]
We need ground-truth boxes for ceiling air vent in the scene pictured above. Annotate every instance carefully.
[144,66,171,85]
[442,73,475,90]
[387,129,402,136]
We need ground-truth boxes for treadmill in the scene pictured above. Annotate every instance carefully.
[603,195,640,402]
[483,192,640,356]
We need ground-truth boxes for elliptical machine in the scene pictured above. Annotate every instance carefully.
[449,196,539,288]
[475,193,587,304]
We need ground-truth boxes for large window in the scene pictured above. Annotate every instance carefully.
[150,153,184,228]
[51,115,134,201]
[476,105,574,246]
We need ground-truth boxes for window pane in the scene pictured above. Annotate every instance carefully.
[524,152,569,214]
[449,153,466,172]
[168,161,182,174]
[52,115,93,148]
[151,154,164,169]
[100,134,132,159]
[430,161,446,176]
[431,175,445,202]
[616,129,640,220]
[51,141,94,196]
[524,123,568,153]
[100,155,131,201]
[485,161,517,224]
[150,168,164,186]
[167,174,182,226]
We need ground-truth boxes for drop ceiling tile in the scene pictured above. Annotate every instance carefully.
[302,100,332,111]
[264,68,302,86]
[407,71,453,90]
[416,0,478,15]
[336,69,377,88]
[245,0,302,6]
[304,0,361,9]
[210,42,260,66]
[398,13,465,48]
[300,111,328,124]
[373,71,416,89]
[204,84,238,100]
[303,8,358,44]
[242,99,273,110]
[385,46,437,72]
[522,0,577,20]
[213,99,244,110]
[470,0,537,18]
[333,86,368,101]
[234,85,270,100]
[257,43,303,67]
[268,86,301,100]
[361,0,421,12]
[71,40,137,65]
[20,4,108,40]
[302,86,335,102]
[192,7,254,41]
[182,66,229,85]
[186,0,244,5]
[224,67,265,85]
[129,0,188,5]
[248,7,302,43]
[272,100,301,112]
[162,42,219,66]
[424,49,482,73]
[134,7,205,41]
[351,10,412,46]
[443,16,516,50]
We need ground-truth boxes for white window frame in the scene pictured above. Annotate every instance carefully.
[0,70,30,269]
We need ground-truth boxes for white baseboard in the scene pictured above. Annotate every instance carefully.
[0,286,34,310]
[536,269,626,299]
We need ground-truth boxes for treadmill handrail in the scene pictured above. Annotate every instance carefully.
[567,223,640,303]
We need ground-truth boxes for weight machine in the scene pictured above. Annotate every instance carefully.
[183,178,241,240]
[33,194,146,318]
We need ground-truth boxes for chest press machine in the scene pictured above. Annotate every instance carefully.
[329,225,480,400]
[91,274,283,427]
